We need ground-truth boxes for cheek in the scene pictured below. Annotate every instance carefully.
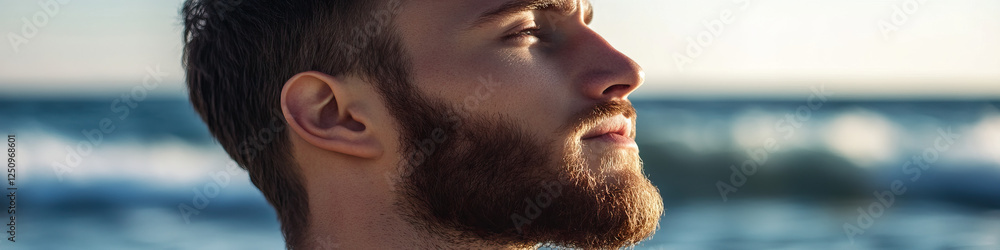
[483,61,574,136]
[412,48,575,138]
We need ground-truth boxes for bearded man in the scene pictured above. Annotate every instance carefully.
[181,0,663,248]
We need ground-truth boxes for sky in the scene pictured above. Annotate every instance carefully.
[1,0,998,98]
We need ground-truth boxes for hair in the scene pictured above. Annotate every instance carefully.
[181,0,410,248]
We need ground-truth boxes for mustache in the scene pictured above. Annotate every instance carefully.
[563,100,637,135]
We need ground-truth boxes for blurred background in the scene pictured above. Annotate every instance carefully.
[1,0,999,249]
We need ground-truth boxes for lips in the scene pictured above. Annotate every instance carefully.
[581,115,632,140]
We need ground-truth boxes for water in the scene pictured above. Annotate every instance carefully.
[1,98,998,249]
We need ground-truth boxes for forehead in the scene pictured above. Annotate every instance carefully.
[391,0,591,73]
[396,0,589,30]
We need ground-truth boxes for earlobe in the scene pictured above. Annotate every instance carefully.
[280,71,383,159]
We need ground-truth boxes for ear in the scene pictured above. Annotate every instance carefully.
[281,71,382,159]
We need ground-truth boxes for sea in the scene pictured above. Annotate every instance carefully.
[0,98,998,249]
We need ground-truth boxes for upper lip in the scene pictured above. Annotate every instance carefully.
[581,115,632,140]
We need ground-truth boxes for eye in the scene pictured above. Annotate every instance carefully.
[503,25,543,43]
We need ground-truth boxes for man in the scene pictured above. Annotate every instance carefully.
[181,0,663,248]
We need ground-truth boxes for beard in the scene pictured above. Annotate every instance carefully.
[385,88,664,249]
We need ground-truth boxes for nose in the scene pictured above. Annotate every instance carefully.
[567,28,644,102]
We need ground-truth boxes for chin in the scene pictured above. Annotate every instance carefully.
[578,145,644,179]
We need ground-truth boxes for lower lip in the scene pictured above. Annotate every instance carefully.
[583,133,638,149]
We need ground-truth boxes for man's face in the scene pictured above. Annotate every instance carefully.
[384,0,663,248]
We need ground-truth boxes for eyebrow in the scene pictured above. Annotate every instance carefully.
[468,0,593,29]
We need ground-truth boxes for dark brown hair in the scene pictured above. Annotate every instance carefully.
[181,0,408,248]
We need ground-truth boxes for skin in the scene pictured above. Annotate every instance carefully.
[280,0,644,248]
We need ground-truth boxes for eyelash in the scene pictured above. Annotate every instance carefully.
[504,26,543,41]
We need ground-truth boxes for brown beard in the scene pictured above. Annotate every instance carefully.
[386,86,664,248]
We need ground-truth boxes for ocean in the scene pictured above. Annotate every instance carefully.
[1,98,998,249]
